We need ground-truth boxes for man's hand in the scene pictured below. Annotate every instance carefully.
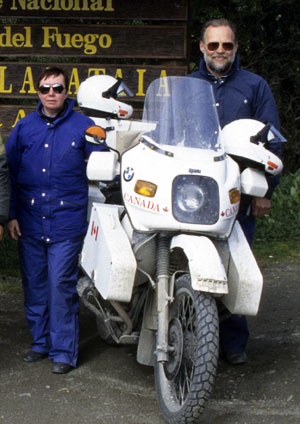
[7,219,21,240]
[251,197,271,218]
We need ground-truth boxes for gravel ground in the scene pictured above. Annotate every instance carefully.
[0,259,299,424]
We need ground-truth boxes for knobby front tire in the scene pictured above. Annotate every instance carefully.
[154,273,219,424]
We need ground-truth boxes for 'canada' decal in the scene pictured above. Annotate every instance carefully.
[124,192,169,213]
[123,167,134,182]
[221,205,239,218]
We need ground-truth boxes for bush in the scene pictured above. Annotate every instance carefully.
[255,170,300,241]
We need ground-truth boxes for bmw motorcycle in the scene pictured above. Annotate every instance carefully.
[77,76,284,424]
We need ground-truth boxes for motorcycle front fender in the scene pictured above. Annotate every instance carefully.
[170,234,228,295]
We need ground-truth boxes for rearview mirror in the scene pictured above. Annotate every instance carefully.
[85,125,107,145]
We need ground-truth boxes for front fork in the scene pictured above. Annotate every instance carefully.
[156,233,171,363]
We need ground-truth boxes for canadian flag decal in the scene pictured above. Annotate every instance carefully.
[91,221,99,241]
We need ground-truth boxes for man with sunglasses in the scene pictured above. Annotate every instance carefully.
[5,67,105,374]
[190,19,281,365]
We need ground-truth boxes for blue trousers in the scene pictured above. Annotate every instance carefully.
[220,213,256,354]
[18,237,83,367]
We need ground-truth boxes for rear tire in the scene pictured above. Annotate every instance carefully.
[155,273,219,424]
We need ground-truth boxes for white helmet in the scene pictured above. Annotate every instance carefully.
[77,75,133,119]
[221,119,284,176]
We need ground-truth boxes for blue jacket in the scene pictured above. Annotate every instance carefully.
[190,57,280,129]
[190,57,281,197]
[5,99,105,243]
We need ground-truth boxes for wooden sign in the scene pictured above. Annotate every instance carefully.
[0,105,37,135]
[0,104,143,136]
[0,62,188,99]
[0,1,190,135]
[0,61,188,134]
[0,0,188,20]
[0,24,187,58]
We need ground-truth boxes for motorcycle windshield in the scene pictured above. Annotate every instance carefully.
[142,77,221,150]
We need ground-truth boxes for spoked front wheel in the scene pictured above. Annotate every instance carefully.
[154,273,219,424]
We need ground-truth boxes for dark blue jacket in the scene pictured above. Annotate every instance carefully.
[5,99,105,243]
[190,57,280,129]
[190,57,281,197]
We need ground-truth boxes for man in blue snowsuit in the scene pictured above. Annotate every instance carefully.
[5,67,105,374]
[190,19,281,364]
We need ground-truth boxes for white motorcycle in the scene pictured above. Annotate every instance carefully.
[77,76,284,424]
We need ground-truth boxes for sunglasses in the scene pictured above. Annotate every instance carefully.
[38,84,65,94]
[206,42,235,51]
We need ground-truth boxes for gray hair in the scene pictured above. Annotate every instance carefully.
[200,19,237,43]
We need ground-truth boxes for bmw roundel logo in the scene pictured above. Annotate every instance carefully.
[123,167,134,182]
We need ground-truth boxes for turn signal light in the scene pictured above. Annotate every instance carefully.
[229,188,240,204]
[134,180,157,197]
[267,160,279,171]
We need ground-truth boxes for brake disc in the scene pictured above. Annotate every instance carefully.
[163,317,183,380]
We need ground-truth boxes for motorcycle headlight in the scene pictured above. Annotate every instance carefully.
[172,175,219,224]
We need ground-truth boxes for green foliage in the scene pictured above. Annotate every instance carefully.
[255,170,300,241]
[253,239,300,262]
